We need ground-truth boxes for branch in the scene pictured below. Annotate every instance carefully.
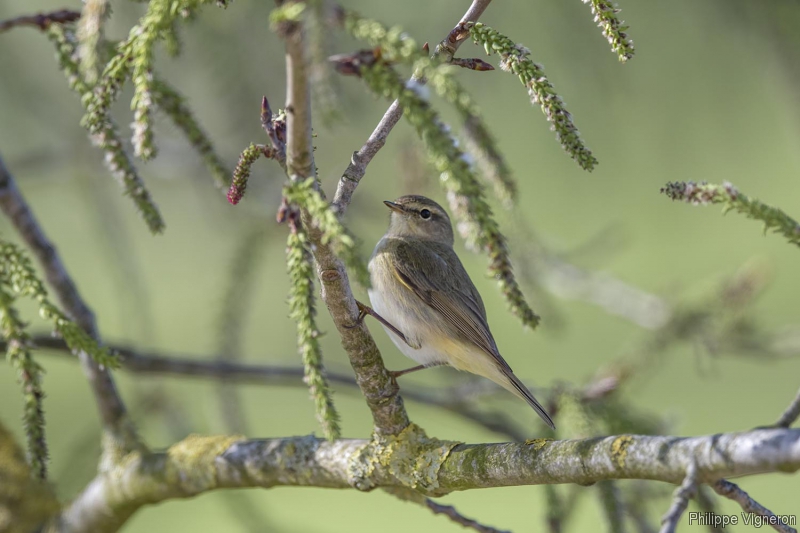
[0,154,142,455]
[424,499,510,533]
[28,335,532,441]
[385,486,511,533]
[56,427,800,533]
[331,0,492,214]
[775,386,800,428]
[278,6,408,435]
[659,462,697,533]
[712,480,796,533]
[0,9,79,33]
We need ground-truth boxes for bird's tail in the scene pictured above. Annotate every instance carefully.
[500,369,556,430]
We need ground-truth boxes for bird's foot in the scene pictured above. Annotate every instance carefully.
[388,362,448,379]
[346,300,411,347]
[344,301,369,329]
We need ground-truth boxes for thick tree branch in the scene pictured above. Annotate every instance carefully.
[331,0,493,214]
[55,428,800,533]
[0,154,142,455]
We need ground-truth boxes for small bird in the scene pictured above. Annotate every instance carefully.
[366,195,555,429]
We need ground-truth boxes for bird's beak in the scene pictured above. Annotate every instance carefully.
[383,201,405,213]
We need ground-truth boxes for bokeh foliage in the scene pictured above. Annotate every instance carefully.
[0,0,799,531]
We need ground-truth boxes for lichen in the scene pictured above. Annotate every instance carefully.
[166,434,246,493]
[524,438,553,451]
[610,435,634,469]
[348,424,461,493]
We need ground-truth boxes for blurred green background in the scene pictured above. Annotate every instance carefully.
[2,0,800,531]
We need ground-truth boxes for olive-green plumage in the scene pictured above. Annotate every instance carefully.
[368,195,555,429]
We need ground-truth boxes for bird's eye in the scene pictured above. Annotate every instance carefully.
[419,209,432,219]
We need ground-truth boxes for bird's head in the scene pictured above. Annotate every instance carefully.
[383,195,454,246]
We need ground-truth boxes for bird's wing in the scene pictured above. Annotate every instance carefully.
[391,240,556,430]
[391,240,511,372]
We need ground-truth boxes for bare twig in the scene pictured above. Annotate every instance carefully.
[775,386,800,428]
[384,486,511,533]
[451,57,495,71]
[694,486,728,533]
[260,96,286,170]
[215,224,269,433]
[0,9,80,33]
[331,0,493,215]
[27,334,535,441]
[0,154,142,454]
[712,480,797,533]
[598,480,628,533]
[283,24,316,181]
[659,461,698,533]
[424,499,511,533]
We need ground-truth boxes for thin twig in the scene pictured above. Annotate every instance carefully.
[0,9,80,33]
[694,486,728,533]
[598,480,628,533]
[215,224,269,433]
[451,57,495,71]
[424,499,511,533]
[712,480,797,533]
[27,334,535,441]
[260,96,286,170]
[775,386,800,428]
[331,0,493,215]
[659,461,698,533]
[0,153,142,453]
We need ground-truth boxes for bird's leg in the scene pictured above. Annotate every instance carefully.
[346,300,411,347]
[388,362,448,379]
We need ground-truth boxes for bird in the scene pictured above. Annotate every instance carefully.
[364,194,555,429]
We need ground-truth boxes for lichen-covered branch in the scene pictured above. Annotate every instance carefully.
[54,427,800,533]
[0,153,142,455]
[661,181,800,247]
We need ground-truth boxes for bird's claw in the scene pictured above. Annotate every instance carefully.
[344,301,368,329]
